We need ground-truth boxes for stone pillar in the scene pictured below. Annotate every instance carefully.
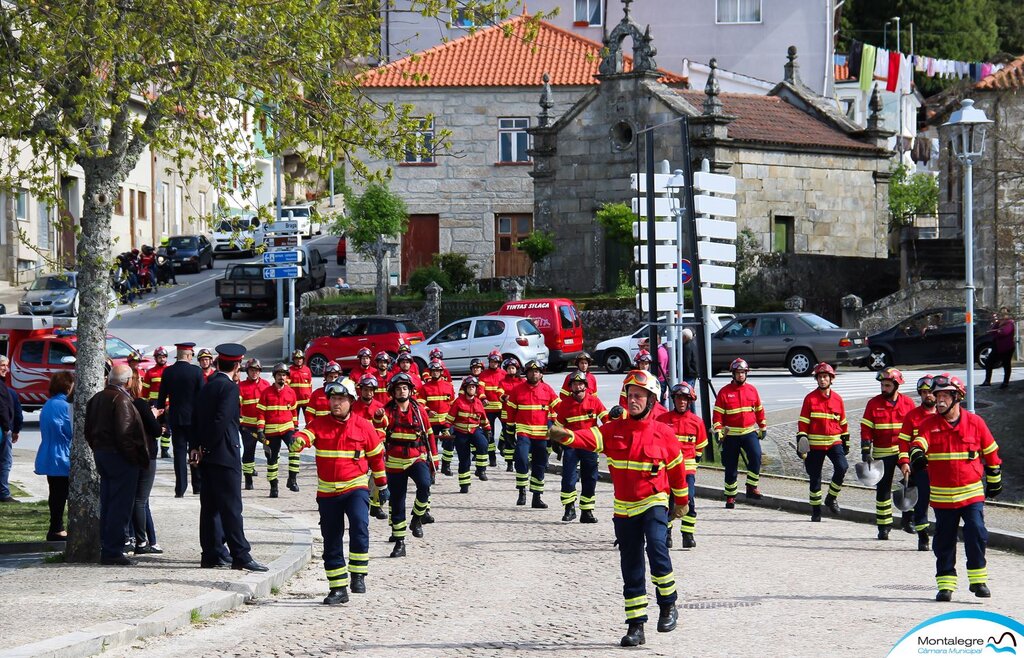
[502,277,525,301]
[422,281,443,335]
[784,295,804,312]
[841,293,863,328]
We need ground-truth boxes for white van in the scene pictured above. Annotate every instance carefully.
[211,214,263,256]
[279,204,321,238]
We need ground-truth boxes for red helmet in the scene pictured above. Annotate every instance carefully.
[375,351,391,363]
[812,362,836,377]
[324,361,342,374]
[488,349,502,362]
[357,375,379,389]
[669,382,697,401]
[916,374,935,391]
[428,359,444,371]
[729,358,750,372]
[153,346,168,357]
[876,367,904,385]
[429,348,444,359]
[634,350,652,364]
[461,376,480,389]
[931,373,966,398]
[397,343,411,354]
[357,347,372,359]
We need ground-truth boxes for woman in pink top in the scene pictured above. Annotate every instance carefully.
[982,307,1016,389]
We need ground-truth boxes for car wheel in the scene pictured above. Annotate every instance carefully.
[867,348,892,371]
[787,349,816,377]
[308,353,329,377]
[221,308,233,320]
[604,349,629,374]
[977,345,993,368]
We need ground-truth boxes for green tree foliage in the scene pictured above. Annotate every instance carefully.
[516,231,556,264]
[340,183,408,313]
[994,0,1024,55]
[889,164,939,231]
[408,265,451,295]
[432,252,477,293]
[595,202,635,245]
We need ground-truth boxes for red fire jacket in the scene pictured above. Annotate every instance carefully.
[797,388,848,450]
[444,394,491,434]
[238,376,270,429]
[506,380,558,440]
[477,367,506,412]
[288,364,313,407]
[656,408,708,475]
[712,382,766,436]
[911,410,1001,509]
[256,384,299,436]
[294,413,387,498]
[897,405,938,464]
[860,393,916,458]
[422,378,455,426]
[380,401,438,473]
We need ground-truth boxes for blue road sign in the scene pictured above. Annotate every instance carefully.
[262,250,301,265]
[680,259,693,285]
[263,266,301,280]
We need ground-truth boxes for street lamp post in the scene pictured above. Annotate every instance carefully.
[943,98,992,412]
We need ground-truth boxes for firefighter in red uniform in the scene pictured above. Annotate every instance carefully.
[390,344,421,378]
[421,360,456,475]
[499,357,523,471]
[711,358,766,507]
[347,348,378,383]
[373,352,392,405]
[425,348,452,381]
[390,353,424,397]
[553,370,607,523]
[288,349,313,418]
[796,362,848,521]
[549,369,686,647]
[444,376,491,492]
[238,358,270,490]
[197,347,216,382]
[657,382,707,548]
[292,378,389,604]
[141,346,171,458]
[860,367,916,539]
[898,374,938,550]
[256,363,299,497]
[379,373,438,557]
[908,375,1001,601]
[506,360,558,508]
[478,350,506,466]
[306,361,342,421]
[352,375,388,520]
[559,352,598,398]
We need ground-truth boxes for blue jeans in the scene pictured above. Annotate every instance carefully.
[934,502,988,590]
[614,506,676,624]
[0,431,12,498]
[721,431,761,497]
[514,435,548,493]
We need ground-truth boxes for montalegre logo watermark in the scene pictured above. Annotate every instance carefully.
[887,611,1021,657]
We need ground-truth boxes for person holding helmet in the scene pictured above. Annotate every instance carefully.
[478,350,506,467]
[657,382,707,548]
[421,361,456,476]
[860,367,916,539]
[378,372,437,557]
[552,370,608,523]
[796,362,848,521]
[559,352,597,399]
[373,352,393,405]
[350,375,389,520]
[288,349,313,415]
[712,358,766,507]
[238,359,270,490]
[197,348,216,383]
[348,348,378,384]
[142,346,171,459]
[548,369,686,647]
[897,375,939,550]
[292,378,389,604]
[306,361,342,422]
[443,376,491,492]
[505,360,558,508]
[255,363,299,497]
[908,374,1002,602]
[499,357,523,471]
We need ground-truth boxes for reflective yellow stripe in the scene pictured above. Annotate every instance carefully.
[871,445,899,457]
[257,404,294,411]
[929,452,972,461]
[317,475,368,493]
[930,481,984,503]
[263,422,295,434]
[723,406,756,414]
[386,454,428,470]
[724,425,759,436]
[982,441,999,455]
[315,449,361,458]
[613,493,669,516]
[808,434,841,446]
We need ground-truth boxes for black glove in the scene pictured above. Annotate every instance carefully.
[378,487,391,505]
[609,405,624,420]
[985,467,1002,498]
[550,441,563,460]
[840,433,850,456]
[757,429,766,441]
[861,444,872,462]
[695,453,702,464]
[257,429,266,444]
[909,447,927,474]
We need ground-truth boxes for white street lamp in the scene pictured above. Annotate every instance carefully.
[943,98,992,412]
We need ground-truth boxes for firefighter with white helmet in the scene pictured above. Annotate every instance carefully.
[712,358,766,507]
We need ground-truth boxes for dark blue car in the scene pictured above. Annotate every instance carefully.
[865,307,995,370]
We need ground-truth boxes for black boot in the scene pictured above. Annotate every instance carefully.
[350,574,366,594]
[422,511,435,524]
[531,492,548,509]
[969,583,991,598]
[323,587,349,605]
[475,466,488,481]
[286,472,299,492]
[935,589,953,602]
[370,504,386,520]
[918,531,930,551]
[460,484,470,494]
[561,504,576,522]
[244,474,253,490]
[506,461,514,472]
[901,516,915,534]
[682,532,696,548]
[269,480,279,498]
[390,539,406,558]
[824,494,841,515]
[516,488,527,506]
[579,509,597,524]
[725,497,736,509]
[410,516,424,538]
[160,447,170,459]
[811,506,821,522]
[387,533,398,543]
[657,604,678,633]
[877,526,890,540]
[745,485,762,500]
[665,532,673,549]
[441,462,452,477]
[620,623,646,647]
[489,453,497,467]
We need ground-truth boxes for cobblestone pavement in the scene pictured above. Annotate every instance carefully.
[108,463,1024,658]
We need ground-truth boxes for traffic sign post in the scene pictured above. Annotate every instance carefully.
[680,259,693,285]
[262,250,302,265]
[263,222,304,359]
[262,265,302,280]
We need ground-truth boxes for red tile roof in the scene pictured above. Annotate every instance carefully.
[360,14,685,88]
[976,55,1024,90]
[678,90,876,151]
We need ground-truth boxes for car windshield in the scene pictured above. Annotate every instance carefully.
[30,275,75,291]
[799,314,839,331]
[105,336,135,359]
[217,220,253,232]
[168,237,197,249]
[517,319,541,336]
[229,265,264,278]
[394,320,421,334]
[281,207,310,218]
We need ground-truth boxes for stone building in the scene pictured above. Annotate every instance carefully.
[529,8,898,314]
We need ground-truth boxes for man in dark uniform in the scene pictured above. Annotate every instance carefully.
[189,344,268,572]
[157,342,205,497]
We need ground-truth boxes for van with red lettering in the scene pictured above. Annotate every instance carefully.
[494,298,584,371]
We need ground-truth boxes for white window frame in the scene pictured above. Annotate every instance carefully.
[498,117,530,163]
[15,188,28,220]
[174,185,183,234]
[574,0,602,26]
[404,119,435,164]
[716,0,762,24]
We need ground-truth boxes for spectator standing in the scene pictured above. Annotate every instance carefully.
[982,307,1015,389]
[85,365,150,565]
[681,328,698,388]
[35,372,75,540]
[0,355,17,502]
[128,376,164,554]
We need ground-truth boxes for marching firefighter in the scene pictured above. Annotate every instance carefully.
[907,374,1001,601]
[238,358,270,490]
[559,352,598,398]
[796,362,849,521]
[657,382,707,548]
[499,357,523,471]
[552,370,607,523]
[860,367,916,539]
[306,361,342,420]
[478,350,506,467]
[288,349,313,420]
[711,358,766,507]
[197,347,216,382]
[141,346,171,458]
[256,363,300,497]
[548,369,686,647]
[421,360,456,475]
[898,374,938,550]
[443,376,491,492]
[373,352,392,405]
[292,378,389,604]
[378,372,438,557]
[505,360,558,508]
[351,375,388,520]
[348,348,378,383]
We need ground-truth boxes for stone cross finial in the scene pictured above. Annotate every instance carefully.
[867,85,885,130]
[623,0,633,18]
[703,58,723,116]
[599,1,657,75]
[538,73,554,127]
[784,45,801,84]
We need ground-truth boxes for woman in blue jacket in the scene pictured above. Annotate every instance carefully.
[35,372,74,542]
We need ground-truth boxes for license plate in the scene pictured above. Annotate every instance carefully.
[564,338,574,345]
[237,302,252,308]
[854,338,863,345]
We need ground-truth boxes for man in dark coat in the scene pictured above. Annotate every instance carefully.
[157,342,204,497]
[189,344,267,572]
[0,356,16,503]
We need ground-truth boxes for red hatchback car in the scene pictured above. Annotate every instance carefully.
[304,315,425,375]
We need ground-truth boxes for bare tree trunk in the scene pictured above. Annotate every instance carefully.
[375,253,388,315]
[66,170,116,563]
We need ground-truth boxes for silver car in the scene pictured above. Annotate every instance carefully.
[411,315,549,374]
[19,272,80,316]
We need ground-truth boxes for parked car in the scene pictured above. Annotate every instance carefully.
[865,307,996,370]
[711,312,870,376]
[216,244,328,319]
[165,234,214,273]
[492,298,582,371]
[279,204,321,239]
[304,316,425,375]
[411,315,548,374]
[211,214,264,257]
[18,272,118,318]
[336,234,347,265]
[594,313,727,374]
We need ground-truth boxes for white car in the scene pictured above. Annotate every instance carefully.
[279,204,321,238]
[211,214,263,257]
[411,315,548,374]
[594,313,728,374]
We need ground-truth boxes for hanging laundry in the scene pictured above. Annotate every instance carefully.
[900,53,913,95]
[874,48,890,80]
[848,41,863,76]
[859,44,877,92]
[886,50,901,92]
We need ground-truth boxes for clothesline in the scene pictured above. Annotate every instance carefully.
[840,40,1005,93]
